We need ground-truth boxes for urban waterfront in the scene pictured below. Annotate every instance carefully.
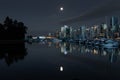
[21,16,120,80]
[0,16,120,80]
[0,0,120,80]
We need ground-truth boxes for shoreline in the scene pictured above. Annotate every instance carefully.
[0,40,25,44]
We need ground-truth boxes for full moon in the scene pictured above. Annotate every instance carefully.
[60,7,64,11]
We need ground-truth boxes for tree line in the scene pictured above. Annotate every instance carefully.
[0,16,27,40]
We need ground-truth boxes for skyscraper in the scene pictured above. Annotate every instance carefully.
[110,16,119,38]
[110,16,119,32]
[60,25,73,40]
[80,26,86,40]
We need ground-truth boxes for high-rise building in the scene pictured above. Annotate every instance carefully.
[60,26,66,39]
[60,25,73,39]
[100,23,108,38]
[110,16,119,32]
[80,26,86,40]
[110,16,119,38]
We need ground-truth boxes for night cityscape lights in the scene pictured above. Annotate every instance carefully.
[27,16,120,49]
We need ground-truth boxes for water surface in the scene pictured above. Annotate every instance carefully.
[0,42,120,80]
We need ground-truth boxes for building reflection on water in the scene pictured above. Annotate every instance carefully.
[0,43,27,66]
[45,42,120,63]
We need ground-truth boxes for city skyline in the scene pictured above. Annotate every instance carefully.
[45,16,120,41]
[0,0,120,35]
[0,0,120,80]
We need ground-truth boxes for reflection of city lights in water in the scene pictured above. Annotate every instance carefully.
[48,42,52,47]
[60,66,63,71]
[64,51,68,55]
[103,51,107,56]
[118,51,120,55]
[85,48,90,53]
[93,49,98,54]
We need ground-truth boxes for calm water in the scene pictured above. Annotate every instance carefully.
[0,42,120,80]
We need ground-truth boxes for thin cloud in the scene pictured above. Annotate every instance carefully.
[60,0,120,24]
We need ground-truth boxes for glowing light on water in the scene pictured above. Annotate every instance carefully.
[64,51,68,55]
[60,66,63,71]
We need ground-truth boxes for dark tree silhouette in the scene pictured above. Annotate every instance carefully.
[0,17,28,66]
[0,16,27,40]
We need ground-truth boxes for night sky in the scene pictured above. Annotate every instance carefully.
[0,0,119,35]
